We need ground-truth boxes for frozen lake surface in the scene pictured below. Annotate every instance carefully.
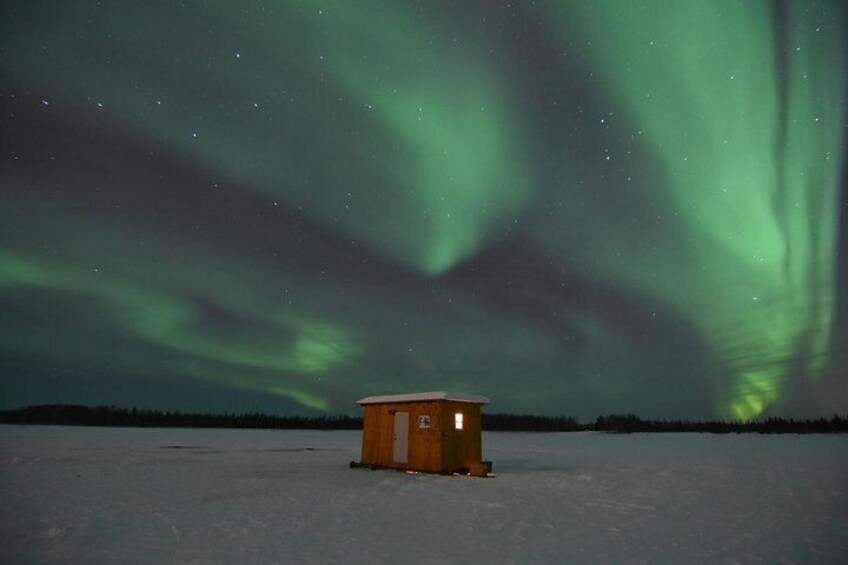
[1,425,846,564]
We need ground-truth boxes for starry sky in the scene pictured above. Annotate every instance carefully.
[1,1,846,421]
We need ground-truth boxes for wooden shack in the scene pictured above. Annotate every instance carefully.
[353,391,490,477]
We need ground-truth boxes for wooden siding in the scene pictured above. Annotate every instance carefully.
[359,399,485,475]
[440,401,483,473]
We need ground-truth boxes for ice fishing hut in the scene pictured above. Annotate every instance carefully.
[353,391,490,477]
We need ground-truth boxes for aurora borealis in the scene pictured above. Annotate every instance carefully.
[1,1,846,420]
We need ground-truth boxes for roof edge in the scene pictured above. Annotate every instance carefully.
[356,391,490,405]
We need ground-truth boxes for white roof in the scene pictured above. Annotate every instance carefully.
[356,391,490,405]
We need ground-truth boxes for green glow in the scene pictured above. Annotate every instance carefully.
[1,1,843,418]
[287,4,532,274]
[542,0,844,419]
[0,250,356,411]
[267,387,330,412]
[5,2,531,275]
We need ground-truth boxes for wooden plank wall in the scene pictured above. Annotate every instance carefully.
[359,405,384,465]
[360,401,444,472]
[359,400,484,474]
[441,401,483,473]
[403,401,443,473]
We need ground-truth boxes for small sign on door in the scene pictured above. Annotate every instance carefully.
[418,415,431,429]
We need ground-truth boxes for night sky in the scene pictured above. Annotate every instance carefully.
[1,1,846,421]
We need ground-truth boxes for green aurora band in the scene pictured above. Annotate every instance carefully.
[541,0,844,419]
[5,1,532,275]
[0,0,845,419]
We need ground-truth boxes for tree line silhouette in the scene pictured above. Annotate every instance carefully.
[483,413,580,431]
[0,405,360,430]
[591,413,848,434]
[0,404,845,433]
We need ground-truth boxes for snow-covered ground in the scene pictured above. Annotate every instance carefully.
[1,426,846,564]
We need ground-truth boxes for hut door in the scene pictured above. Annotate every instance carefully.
[392,411,409,463]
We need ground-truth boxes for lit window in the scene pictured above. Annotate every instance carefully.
[455,413,464,430]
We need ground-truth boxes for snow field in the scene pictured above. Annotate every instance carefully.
[1,426,846,564]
